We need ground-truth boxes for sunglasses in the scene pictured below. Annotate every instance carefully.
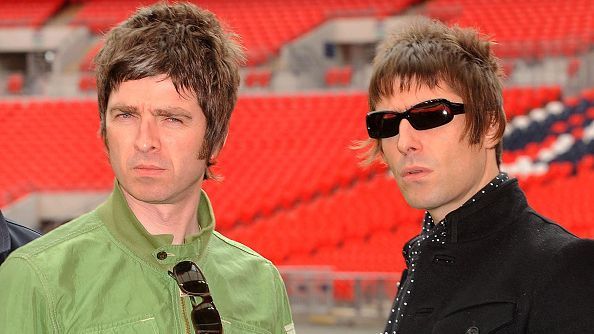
[169,261,222,334]
[366,99,465,139]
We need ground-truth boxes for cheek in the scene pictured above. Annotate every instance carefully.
[380,139,399,164]
[168,135,204,164]
[105,131,127,165]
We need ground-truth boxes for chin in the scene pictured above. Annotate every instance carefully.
[121,182,169,203]
[402,192,434,210]
[130,190,170,204]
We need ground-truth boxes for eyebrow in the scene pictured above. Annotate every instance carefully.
[108,104,137,115]
[108,104,193,120]
[153,107,193,120]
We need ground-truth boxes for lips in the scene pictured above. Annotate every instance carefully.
[133,164,166,176]
[400,166,432,180]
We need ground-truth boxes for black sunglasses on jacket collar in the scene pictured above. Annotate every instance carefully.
[169,260,223,334]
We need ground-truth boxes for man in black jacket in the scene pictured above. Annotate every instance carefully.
[361,17,594,333]
[0,210,40,265]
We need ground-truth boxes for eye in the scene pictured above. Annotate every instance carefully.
[115,112,134,119]
[165,117,183,124]
[382,113,398,120]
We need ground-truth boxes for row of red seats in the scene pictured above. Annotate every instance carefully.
[1,91,591,276]
[78,66,272,90]
[525,167,594,237]
[425,0,594,58]
[0,100,112,207]
[293,164,594,301]
[503,86,561,119]
[203,92,373,228]
[70,0,420,66]
[325,66,353,87]
[293,163,594,302]
[0,87,562,213]
[224,174,423,264]
[277,161,594,274]
[0,0,64,27]
[244,70,272,88]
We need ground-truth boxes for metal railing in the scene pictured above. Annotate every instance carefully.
[280,266,402,323]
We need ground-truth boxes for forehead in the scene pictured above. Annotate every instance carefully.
[375,80,462,111]
[107,75,199,111]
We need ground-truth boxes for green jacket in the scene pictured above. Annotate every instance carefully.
[0,184,295,334]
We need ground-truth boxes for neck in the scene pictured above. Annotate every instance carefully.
[121,189,201,245]
[429,159,500,223]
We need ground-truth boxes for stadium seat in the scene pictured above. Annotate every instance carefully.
[6,73,24,94]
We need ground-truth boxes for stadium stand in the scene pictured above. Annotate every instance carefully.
[2,86,591,251]
[0,99,112,206]
[0,0,64,27]
[71,0,421,66]
[1,1,594,328]
[424,0,594,58]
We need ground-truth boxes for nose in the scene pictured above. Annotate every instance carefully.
[134,117,160,153]
[396,119,421,155]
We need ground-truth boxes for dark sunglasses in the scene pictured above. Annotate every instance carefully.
[366,99,465,139]
[169,261,222,334]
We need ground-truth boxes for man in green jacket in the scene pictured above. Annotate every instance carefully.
[0,3,295,334]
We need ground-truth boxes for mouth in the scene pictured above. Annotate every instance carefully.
[133,164,166,176]
[400,166,432,180]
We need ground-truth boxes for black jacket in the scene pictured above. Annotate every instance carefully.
[388,180,594,333]
[0,211,41,265]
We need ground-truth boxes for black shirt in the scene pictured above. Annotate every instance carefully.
[383,174,594,333]
[0,210,41,265]
[385,172,510,333]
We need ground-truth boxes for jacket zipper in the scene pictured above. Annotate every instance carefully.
[180,296,192,334]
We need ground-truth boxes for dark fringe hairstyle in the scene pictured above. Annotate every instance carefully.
[357,16,506,167]
[94,2,245,179]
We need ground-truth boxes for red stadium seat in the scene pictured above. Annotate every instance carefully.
[6,73,24,94]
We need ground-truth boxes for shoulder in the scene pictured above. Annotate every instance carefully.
[512,208,594,284]
[528,237,594,330]
[530,233,594,293]
[552,237,594,276]
[209,231,279,272]
[6,220,41,246]
[6,209,105,263]
[518,208,581,251]
[210,231,274,262]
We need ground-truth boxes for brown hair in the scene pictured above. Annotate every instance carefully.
[361,17,506,166]
[94,2,245,179]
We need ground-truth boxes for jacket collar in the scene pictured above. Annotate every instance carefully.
[444,179,528,244]
[0,211,9,255]
[96,181,216,271]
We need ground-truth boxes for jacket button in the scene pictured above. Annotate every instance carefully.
[466,326,479,334]
[156,251,167,260]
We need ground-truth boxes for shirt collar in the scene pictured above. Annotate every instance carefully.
[421,172,518,244]
[0,211,10,255]
[423,172,510,230]
[96,181,216,271]
[446,178,527,243]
